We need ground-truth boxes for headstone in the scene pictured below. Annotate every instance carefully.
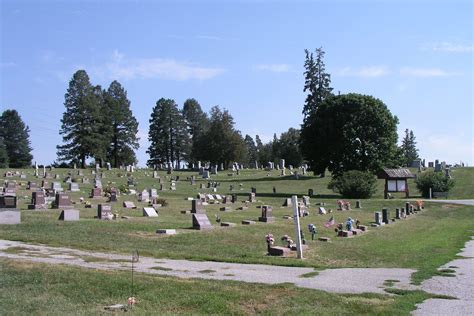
[94,179,102,188]
[139,189,150,202]
[143,207,158,217]
[375,212,383,225]
[28,191,47,209]
[191,199,205,213]
[54,193,73,209]
[97,204,113,220]
[248,192,256,203]
[91,187,102,199]
[231,194,237,203]
[302,196,310,206]
[382,208,389,224]
[319,207,327,215]
[156,229,176,235]
[109,191,118,202]
[27,181,38,190]
[106,162,112,170]
[69,182,80,192]
[0,210,21,224]
[0,195,17,209]
[202,170,210,179]
[58,209,80,221]
[258,205,275,222]
[355,200,362,208]
[192,213,213,230]
[428,162,434,168]
[283,198,292,207]
[4,187,16,196]
[308,189,314,197]
[150,188,158,199]
[51,182,63,192]
[279,159,285,170]
[395,208,401,219]
[123,201,136,209]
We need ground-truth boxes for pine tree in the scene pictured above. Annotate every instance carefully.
[244,135,258,165]
[182,98,209,163]
[57,70,106,168]
[147,98,189,168]
[0,136,8,168]
[401,129,419,167]
[302,47,333,119]
[104,80,139,167]
[0,109,32,167]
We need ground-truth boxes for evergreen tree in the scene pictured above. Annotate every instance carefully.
[401,129,419,167]
[147,98,189,168]
[0,136,8,168]
[278,128,303,167]
[244,134,258,165]
[182,98,209,163]
[302,47,333,119]
[0,109,32,167]
[57,70,106,168]
[104,80,139,167]
[194,106,246,166]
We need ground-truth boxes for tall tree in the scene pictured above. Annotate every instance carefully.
[0,109,32,167]
[182,98,209,163]
[244,134,258,165]
[104,80,139,167]
[301,93,400,177]
[278,128,303,167]
[401,129,419,167]
[57,70,105,168]
[147,98,189,168]
[194,106,246,166]
[302,47,333,119]
[0,136,8,168]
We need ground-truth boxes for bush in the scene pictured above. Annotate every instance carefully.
[328,170,377,198]
[415,171,454,198]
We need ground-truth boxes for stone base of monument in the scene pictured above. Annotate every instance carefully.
[156,229,176,235]
[0,210,21,224]
[258,216,275,223]
[58,209,80,221]
[220,207,231,212]
[241,220,256,225]
[238,206,248,211]
[351,228,364,235]
[268,246,291,256]
[357,225,368,231]
[220,222,236,227]
[318,237,331,242]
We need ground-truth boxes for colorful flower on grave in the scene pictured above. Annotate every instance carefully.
[265,233,274,245]
[128,297,136,305]
[308,224,317,234]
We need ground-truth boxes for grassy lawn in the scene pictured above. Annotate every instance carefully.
[0,167,473,314]
[0,259,443,315]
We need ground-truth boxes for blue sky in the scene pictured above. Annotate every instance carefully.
[1,0,472,166]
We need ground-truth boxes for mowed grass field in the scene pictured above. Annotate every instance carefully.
[1,167,473,314]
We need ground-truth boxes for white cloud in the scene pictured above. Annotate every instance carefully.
[98,50,225,81]
[337,66,391,78]
[431,42,473,53]
[400,67,462,77]
[256,64,291,73]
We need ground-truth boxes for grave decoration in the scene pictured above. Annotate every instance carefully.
[337,200,351,211]
[345,217,354,231]
[377,168,414,199]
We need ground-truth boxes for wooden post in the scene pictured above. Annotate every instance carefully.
[291,195,303,259]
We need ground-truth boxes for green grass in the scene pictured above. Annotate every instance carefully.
[0,259,443,315]
[1,167,473,313]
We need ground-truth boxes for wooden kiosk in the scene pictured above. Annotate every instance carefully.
[377,168,414,199]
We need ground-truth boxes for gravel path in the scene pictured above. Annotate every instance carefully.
[426,199,474,206]
[0,239,416,295]
[412,237,474,315]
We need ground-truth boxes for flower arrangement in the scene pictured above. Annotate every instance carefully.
[265,233,274,246]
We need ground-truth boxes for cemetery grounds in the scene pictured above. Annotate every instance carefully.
[1,167,473,314]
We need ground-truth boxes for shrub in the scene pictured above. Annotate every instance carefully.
[415,170,455,198]
[328,170,377,198]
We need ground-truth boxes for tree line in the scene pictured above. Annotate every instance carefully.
[1,48,420,170]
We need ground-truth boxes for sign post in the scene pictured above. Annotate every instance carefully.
[291,195,303,259]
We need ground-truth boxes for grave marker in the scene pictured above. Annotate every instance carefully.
[58,209,80,221]
[143,207,158,217]
[258,205,275,223]
[192,213,213,230]
[97,204,113,220]
[54,193,73,209]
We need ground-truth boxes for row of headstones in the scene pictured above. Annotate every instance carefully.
[373,202,420,226]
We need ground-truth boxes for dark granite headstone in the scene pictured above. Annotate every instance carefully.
[123,201,136,209]
[0,196,17,209]
[28,181,38,190]
[382,208,389,224]
[192,213,213,230]
[98,204,113,219]
[28,191,47,209]
[54,193,73,209]
[248,192,256,203]
[91,187,102,199]
[395,208,401,219]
